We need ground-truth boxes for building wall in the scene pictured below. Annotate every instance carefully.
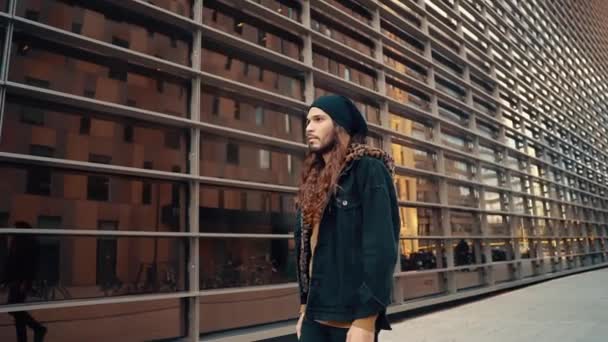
[1,0,608,341]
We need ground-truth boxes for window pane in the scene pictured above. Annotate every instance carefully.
[399,238,444,271]
[441,129,471,152]
[398,207,442,237]
[450,210,480,235]
[0,299,186,341]
[0,165,188,232]
[200,91,304,142]
[479,144,500,163]
[199,186,296,234]
[200,135,302,186]
[10,34,190,117]
[445,156,475,180]
[0,235,187,304]
[484,191,507,211]
[391,143,435,171]
[390,113,433,140]
[311,15,373,56]
[452,238,484,266]
[203,3,301,60]
[199,238,295,290]
[394,173,439,203]
[0,99,189,172]
[480,167,501,187]
[147,0,193,17]
[16,0,191,65]
[313,51,376,90]
[201,48,303,100]
[487,215,509,235]
[447,183,478,208]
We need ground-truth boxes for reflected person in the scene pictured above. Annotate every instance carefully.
[3,221,47,342]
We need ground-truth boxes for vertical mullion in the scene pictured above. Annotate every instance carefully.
[0,0,17,141]
[302,0,313,105]
[189,1,203,341]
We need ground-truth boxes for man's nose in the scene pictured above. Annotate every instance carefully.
[305,122,314,134]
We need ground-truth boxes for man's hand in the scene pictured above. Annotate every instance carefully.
[346,325,375,342]
[296,312,304,340]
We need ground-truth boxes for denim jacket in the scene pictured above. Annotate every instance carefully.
[294,145,400,330]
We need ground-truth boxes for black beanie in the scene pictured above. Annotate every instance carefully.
[309,95,368,137]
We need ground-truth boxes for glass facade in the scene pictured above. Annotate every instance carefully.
[1,0,608,340]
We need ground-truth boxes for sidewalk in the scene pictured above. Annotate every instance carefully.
[381,268,608,342]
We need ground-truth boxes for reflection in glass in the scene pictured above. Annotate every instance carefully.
[16,0,191,65]
[441,129,472,152]
[450,210,480,235]
[394,174,439,203]
[484,191,506,211]
[200,91,304,142]
[10,35,190,117]
[479,143,500,163]
[390,113,433,140]
[200,135,302,186]
[400,239,444,271]
[199,186,296,234]
[485,239,513,262]
[203,2,301,60]
[1,100,189,173]
[0,299,186,341]
[199,238,296,290]
[313,51,376,90]
[480,167,500,187]
[311,16,373,56]
[452,239,483,266]
[0,235,187,304]
[487,215,509,235]
[447,183,478,208]
[398,207,441,238]
[391,143,435,171]
[201,48,304,100]
[445,157,475,180]
[0,165,188,232]
[147,0,193,17]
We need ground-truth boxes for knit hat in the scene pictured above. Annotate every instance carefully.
[309,95,368,137]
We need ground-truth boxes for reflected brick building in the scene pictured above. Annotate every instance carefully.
[1,0,608,341]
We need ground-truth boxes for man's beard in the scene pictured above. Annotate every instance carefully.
[309,138,336,156]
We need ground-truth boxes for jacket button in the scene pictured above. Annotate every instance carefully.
[342,200,348,206]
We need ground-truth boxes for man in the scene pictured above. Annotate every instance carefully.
[3,221,47,342]
[294,95,400,342]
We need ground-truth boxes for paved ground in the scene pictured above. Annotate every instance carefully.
[381,268,608,342]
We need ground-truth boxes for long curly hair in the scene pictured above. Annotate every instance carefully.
[296,125,364,229]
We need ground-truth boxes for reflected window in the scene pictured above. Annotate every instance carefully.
[26,167,51,196]
[200,238,295,289]
[226,142,239,165]
[0,235,186,304]
[259,150,271,169]
[87,176,109,202]
[1,165,187,232]
[20,106,44,125]
[96,221,118,287]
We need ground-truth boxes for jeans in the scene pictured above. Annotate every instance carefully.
[299,318,380,342]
